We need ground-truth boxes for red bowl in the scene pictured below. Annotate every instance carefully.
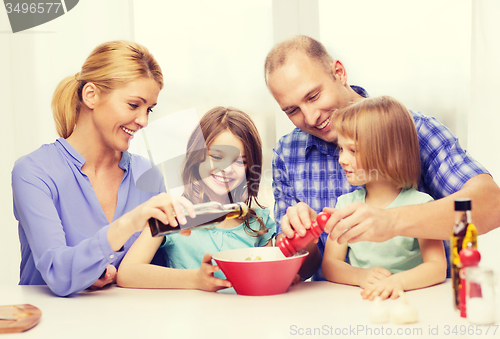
[212,247,308,296]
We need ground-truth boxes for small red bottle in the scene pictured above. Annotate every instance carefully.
[459,248,481,318]
[277,212,331,257]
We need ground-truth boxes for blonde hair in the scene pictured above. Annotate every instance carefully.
[51,40,164,138]
[335,96,421,189]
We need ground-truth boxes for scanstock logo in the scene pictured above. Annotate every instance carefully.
[4,0,79,33]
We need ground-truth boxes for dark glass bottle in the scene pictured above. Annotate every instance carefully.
[148,201,248,237]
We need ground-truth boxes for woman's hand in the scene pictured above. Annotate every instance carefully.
[88,265,117,290]
[108,193,196,251]
[195,253,232,292]
[125,193,196,233]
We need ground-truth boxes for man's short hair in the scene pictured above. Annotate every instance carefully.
[264,35,334,84]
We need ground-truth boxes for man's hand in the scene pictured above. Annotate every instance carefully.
[281,202,318,238]
[325,202,397,244]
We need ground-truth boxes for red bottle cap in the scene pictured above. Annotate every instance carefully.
[459,248,481,267]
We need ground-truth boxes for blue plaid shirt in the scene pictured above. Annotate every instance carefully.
[272,86,488,280]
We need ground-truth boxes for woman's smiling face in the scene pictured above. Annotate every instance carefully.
[198,130,247,202]
[91,77,160,152]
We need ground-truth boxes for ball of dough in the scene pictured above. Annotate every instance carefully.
[392,292,418,324]
[370,296,390,324]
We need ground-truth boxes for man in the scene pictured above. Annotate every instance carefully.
[265,35,500,280]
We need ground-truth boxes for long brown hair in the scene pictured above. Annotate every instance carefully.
[335,96,421,189]
[51,40,163,138]
[182,107,267,236]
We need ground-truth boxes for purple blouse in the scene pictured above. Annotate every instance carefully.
[12,138,164,296]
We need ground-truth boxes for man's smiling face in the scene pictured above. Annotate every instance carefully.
[267,52,354,143]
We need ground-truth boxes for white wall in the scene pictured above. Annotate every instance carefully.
[468,0,500,274]
[319,0,471,143]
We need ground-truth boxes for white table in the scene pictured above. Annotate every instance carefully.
[0,280,498,339]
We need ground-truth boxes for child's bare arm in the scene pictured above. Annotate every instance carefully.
[361,238,446,300]
[394,238,447,290]
[322,235,348,282]
[322,236,391,287]
[117,228,231,291]
[116,227,165,287]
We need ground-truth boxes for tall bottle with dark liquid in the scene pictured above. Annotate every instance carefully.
[451,198,477,309]
[148,201,248,237]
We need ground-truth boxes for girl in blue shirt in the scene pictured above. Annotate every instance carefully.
[117,107,276,291]
[322,96,447,300]
[11,41,178,296]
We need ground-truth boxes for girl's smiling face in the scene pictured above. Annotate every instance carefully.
[198,130,247,202]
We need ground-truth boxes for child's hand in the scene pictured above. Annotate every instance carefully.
[196,253,232,292]
[89,265,116,290]
[361,275,403,300]
[359,266,392,290]
[359,266,392,288]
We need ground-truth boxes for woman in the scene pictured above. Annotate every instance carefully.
[12,40,175,296]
